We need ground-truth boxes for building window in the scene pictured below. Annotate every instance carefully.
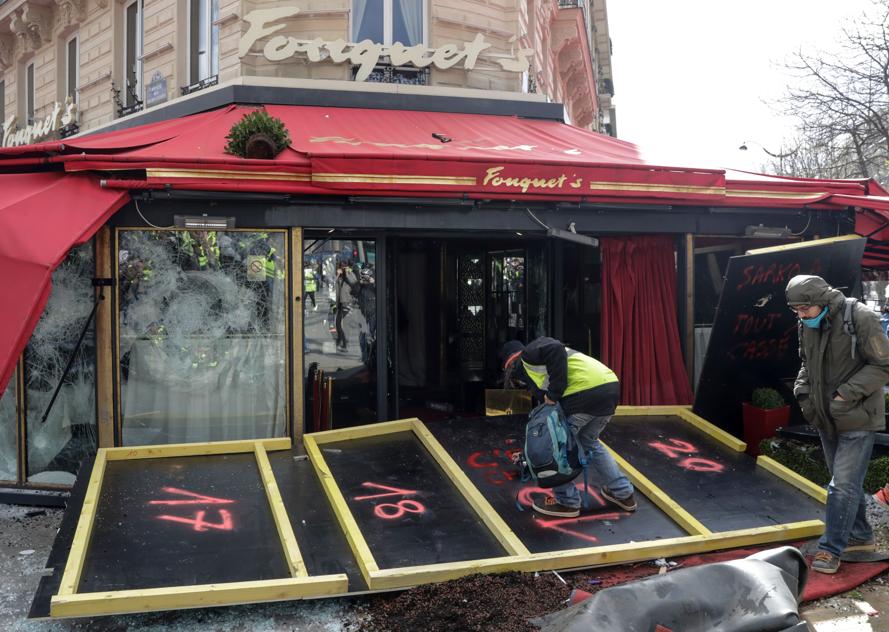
[352,0,424,46]
[124,0,143,110]
[66,35,79,104]
[0,81,5,130]
[25,62,34,125]
[189,0,219,85]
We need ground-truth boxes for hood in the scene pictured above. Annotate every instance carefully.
[785,275,844,309]
[500,340,525,369]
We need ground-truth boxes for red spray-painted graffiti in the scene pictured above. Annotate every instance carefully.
[354,481,427,520]
[466,445,522,486]
[647,438,724,473]
[149,486,236,532]
[157,510,234,532]
[518,484,625,544]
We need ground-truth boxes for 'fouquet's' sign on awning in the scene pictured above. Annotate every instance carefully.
[3,98,78,147]
[239,7,533,81]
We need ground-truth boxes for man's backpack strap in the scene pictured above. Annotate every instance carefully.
[843,297,858,360]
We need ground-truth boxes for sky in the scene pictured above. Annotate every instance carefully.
[606,0,878,173]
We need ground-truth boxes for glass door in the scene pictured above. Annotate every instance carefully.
[303,236,377,430]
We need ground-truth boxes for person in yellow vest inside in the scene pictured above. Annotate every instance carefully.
[304,265,318,310]
[502,337,635,518]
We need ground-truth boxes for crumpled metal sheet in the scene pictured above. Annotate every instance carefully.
[535,546,808,632]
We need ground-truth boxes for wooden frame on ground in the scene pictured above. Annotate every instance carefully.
[50,438,349,618]
[305,410,824,591]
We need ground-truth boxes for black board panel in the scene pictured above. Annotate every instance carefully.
[604,416,825,532]
[78,453,290,591]
[269,451,365,590]
[28,456,95,619]
[693,238,865,438]
[426,416,687,553]
[321,431,506,569]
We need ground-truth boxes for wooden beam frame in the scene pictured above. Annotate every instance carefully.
[305,413,824,592]
[50,438,348,618]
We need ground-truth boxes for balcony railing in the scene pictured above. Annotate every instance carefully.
[558,0,583,8]
[351,63,430,86]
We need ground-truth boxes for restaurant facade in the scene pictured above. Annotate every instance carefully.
[1,0,889,498]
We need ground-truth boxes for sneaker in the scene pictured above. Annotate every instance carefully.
[811,550,841,574]
[846,537,877,553]
[601,487,637,512]
[532,497,580,518]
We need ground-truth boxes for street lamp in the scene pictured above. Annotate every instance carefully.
[738,140,796,159]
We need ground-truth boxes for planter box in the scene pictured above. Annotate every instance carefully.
[742,403,790,456]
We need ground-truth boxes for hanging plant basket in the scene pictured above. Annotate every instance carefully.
[224,109,291,159]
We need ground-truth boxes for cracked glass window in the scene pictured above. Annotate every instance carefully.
[0,370,17,482]
[118,230,287,445]
[26,243,97,485]
[304,238,377,429]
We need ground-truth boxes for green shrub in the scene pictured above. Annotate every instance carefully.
[884,390,889,408]
[760,437,889,494]
[224,109,291,158]
[751,387,786,410]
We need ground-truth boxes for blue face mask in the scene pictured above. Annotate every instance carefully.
[801,307,828,328]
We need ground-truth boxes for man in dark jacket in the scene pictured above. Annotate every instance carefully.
[502,337,635,517]
[787,274,889,574]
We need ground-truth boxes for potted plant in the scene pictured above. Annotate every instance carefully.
[742,387,790,456]
[224,109,291,159]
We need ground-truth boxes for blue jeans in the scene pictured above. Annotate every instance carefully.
[553,413,634,509]
[818,429,875,556]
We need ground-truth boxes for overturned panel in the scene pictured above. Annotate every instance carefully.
[40,409,826,617]
[426,415,687,552]
[604,413,825,532]
[48,439,347,618]
[321,431,508,569]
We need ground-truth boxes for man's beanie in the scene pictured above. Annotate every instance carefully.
[500,340,525,369]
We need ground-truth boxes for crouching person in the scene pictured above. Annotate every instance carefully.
[501,337,635,517]
[787,274,889,574]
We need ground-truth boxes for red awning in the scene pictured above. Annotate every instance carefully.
[2,105,726,202]
[0,173,129,395]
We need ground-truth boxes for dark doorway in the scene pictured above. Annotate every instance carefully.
[558,242,602,358]
[391,238,549,422]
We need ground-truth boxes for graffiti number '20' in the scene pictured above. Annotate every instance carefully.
[648,438,724,473]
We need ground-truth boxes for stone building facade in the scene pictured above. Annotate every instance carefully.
[0,0,614,145]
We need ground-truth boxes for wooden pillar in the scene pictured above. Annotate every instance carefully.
[94,227,115,448]
[290,228,305,443]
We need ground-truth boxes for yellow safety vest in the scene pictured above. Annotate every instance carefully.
[304,268,317,292]
[521,348,617,397]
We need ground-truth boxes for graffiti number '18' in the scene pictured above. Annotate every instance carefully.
[355,481,427,520]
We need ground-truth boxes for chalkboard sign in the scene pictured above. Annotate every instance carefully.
[693,236,866,438]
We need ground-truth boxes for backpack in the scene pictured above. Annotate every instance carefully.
[522,402,583,488]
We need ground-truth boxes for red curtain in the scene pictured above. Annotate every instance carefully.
[600,235,693,405]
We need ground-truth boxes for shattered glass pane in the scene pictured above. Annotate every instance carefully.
[118,230,287,445]
[303,238,377,428]
[0,370,17,481]
[26,243,97,485]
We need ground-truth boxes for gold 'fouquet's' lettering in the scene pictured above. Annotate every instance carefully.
[483,166,569,194]
[240,8,531,80]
